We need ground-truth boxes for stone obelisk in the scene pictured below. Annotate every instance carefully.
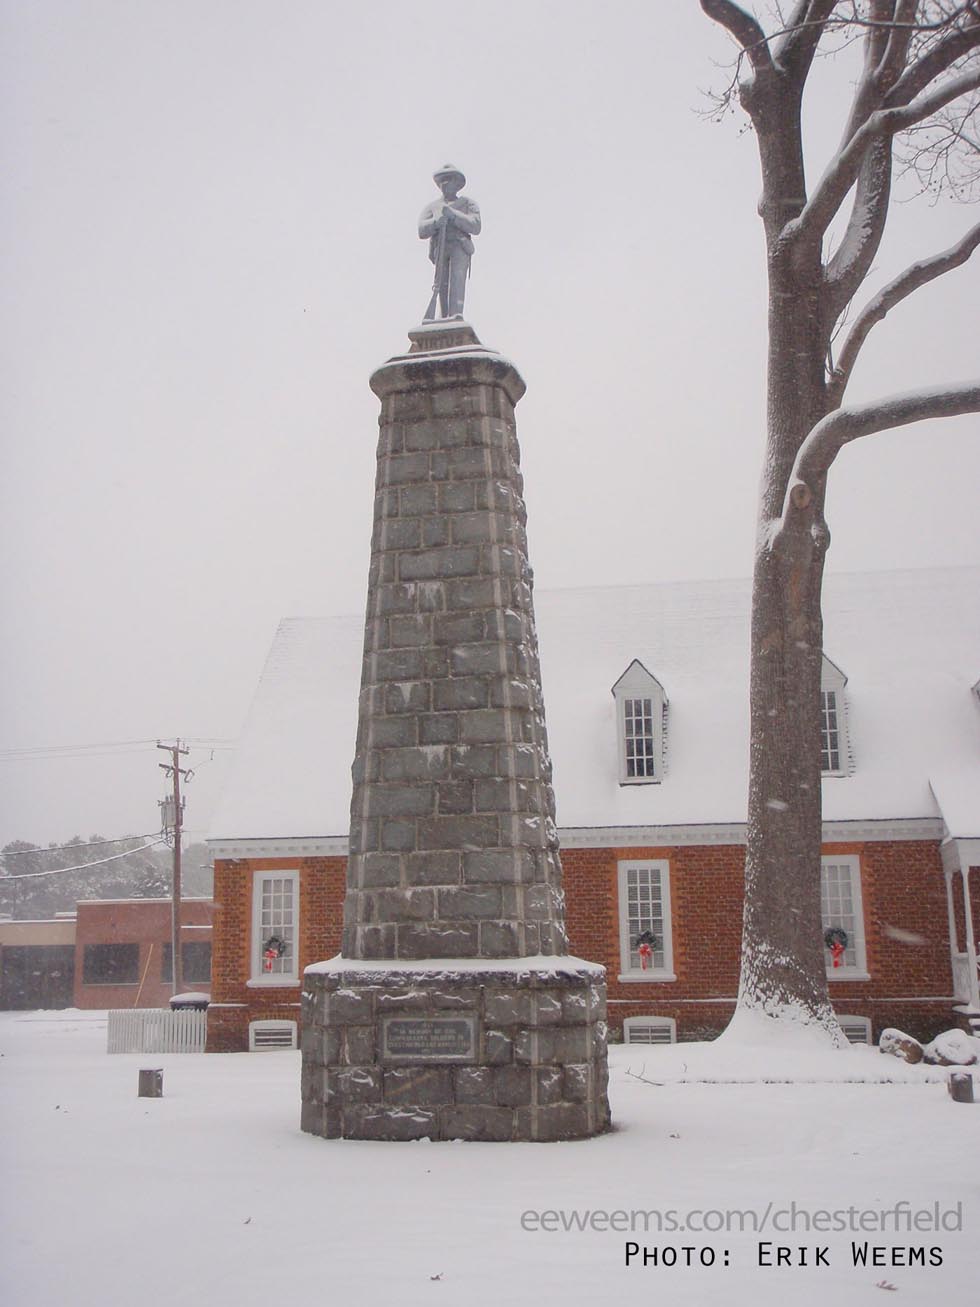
[300,169,609,1142]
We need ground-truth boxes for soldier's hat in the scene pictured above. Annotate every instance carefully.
[433,163,466,187]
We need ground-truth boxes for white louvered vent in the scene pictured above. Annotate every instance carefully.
[623,1017,676,1045]
[249,1020,298,1051]
[839,1016,871,1045]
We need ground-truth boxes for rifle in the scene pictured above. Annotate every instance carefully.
[423,206,451,321]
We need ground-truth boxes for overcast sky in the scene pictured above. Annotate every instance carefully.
[2,1,977,850]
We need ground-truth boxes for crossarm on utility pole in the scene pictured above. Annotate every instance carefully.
[158,740,190,997]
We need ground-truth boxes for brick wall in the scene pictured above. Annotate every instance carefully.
[563,839,954,1043]
[207,841,957,1050]
[206,856,345,1052]
[73,898,213,1010]
[563,843,746,1041]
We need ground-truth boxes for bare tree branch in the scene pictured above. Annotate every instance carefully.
[824,137,893,322]
[703,3,979,131]
[788,64,980,243]
[900,103,980,199]
[887,8,980,107]
[829,221,980,403]
[783,380,980,520]
[774,0,840,77]
[875,0,922,90]
[837,0,906,148]
[824,4,914,300]
[864,0,902,70]
[700,0,775,73]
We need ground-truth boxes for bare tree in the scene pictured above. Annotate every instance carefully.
[698,0,980,1038]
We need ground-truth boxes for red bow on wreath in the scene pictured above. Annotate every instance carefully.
[635,930,658,970]
[263,935,287,972]
[823,927,848,969]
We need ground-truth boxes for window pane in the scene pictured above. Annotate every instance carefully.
[82,943,140,985]
[624,697,657,780]
[625,866,665,970]
[258,875,296,975]
[821,862,858,968]
[161,942,212,984]
[821,691,840,772]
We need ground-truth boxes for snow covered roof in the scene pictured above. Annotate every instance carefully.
[930,772,980,841]
[208,567,980,849]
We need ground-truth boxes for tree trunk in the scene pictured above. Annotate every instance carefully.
[739,519,839,1033]
[700,0,980,1043]
[736,216,843,1037]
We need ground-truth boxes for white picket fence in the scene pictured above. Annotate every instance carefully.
[107,1008,207,1054]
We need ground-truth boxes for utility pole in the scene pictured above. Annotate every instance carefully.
[158,740,191,997]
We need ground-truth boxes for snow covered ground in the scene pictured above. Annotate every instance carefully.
[2,1011,977,1307]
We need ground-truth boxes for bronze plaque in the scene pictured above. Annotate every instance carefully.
[381,1015,476,1062]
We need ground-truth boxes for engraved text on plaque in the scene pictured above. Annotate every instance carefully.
[381,1016,476,1062]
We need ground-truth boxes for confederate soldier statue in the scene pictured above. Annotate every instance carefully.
[419,164,481,321]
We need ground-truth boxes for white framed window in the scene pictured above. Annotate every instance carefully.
[836,1015,871,1045]
[249,1019,298,1051]
[820,690,842,772]
[821,855,868,979]
[625,697,657,779]
[617,859,676,982]
[250,869,300,985]
[623,1016,676,1045]
[611,660,668,785]
[820,654,850,777]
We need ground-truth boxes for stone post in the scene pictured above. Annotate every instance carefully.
[301,321,610,1141]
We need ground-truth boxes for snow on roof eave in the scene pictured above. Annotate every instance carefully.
[0,918,77,927]
[207,833,349,858]
[206,816,946,861]
[929,775,980,844]
[822,651,848,685]
[940,835,980,876]
[609,657,667,697]
[76,897,214,907]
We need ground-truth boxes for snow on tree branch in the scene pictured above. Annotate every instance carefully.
[829,221,980,402]
[835,1,911,149]
[705,1,979,123]
[788,64,980,243]
[773,0,840,77]
[778,380,980,536]
[824,139,894,321]
[700,0,775,76]
[887,6,980,107]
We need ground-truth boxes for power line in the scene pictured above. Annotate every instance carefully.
[3,838,167,878]
[2,834,161,857]
[0,751,161,765]
[0,739,236,763]
[0,738,159,758]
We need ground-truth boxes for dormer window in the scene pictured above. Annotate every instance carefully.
[612,659,667,785]
[820,689,841,772]
[820,653,851,777]
[625,696,656,778]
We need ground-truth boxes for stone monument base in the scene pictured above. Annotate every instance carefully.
[301,957,610,1142]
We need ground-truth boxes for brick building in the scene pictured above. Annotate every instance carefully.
[73,898,213,1009]
[0,898,214,1010]
[206,568,980,1052]
[0,916,76,1009]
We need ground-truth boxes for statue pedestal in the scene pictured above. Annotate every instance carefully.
[301,957,609,1141]
[300,322,610,1141]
